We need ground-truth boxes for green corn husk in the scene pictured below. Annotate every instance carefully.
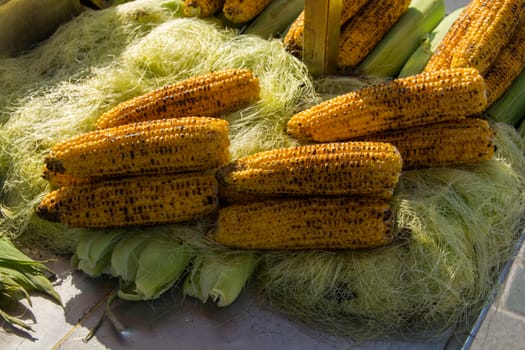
[118,232,193,301]
[183,251,258,307]
[398,6,464,77]
[486,68,525,126]
[358,0,446,77]
[110,232,151,284]
[243,0,303,39]
[72,229,126,277]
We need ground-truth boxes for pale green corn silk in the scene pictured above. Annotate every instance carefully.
[0,0,317,253]
[257,122,525,339]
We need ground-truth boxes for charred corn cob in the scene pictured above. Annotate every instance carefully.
[282,0,369,55]
[286,67,488,142]
[222,0,273,24]
[95,68,260,129]
[36,173,219,228]
[449,0,525,74]
[338,0,411,69]
[212,197,394,250]
[183,0,225,17]
[44,117,230,180]
[217,142,402,200]
[358,118,495,170]
[43,168,97,188]
[484,23,525,107]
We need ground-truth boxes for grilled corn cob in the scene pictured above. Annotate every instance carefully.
[217,142,402,200]
[357,118,495,169]
[94,68,260,129]
[449,0,525,74]
[43,168,97,188]
[338,0,411,69]
[286,67,488,142]
[44,117,230,180]
[282,0,369,55]
[36,172,219,228]
[183,0,225,17]
[222,0,273,24]
[212,197,394,250]
[483,23,525,107]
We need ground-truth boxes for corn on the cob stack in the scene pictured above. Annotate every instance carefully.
[357,118,495,170]
[94,68,260,129]
[286,67,487,142]
[217,142,402,201]
[183,0,225,17]
[211,197,394,250]
[338,0,411,69]
[483,23,525,107]
[44,117,230,180]
[449,0,525,74]
[222,0,273,24]
[36,172,219,228]
[282,0,369,56]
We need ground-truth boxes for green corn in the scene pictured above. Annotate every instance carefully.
[398,6,464,77]
[486,68,525,126]
[110,232,151,284]
[243,0,303,38]
[358,0,446,77]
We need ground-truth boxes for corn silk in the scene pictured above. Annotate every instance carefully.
[0,0,524,339]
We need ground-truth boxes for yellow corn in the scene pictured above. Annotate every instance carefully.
[36,172,219,228]
[44,117,230,180]
[449,0,525,74]
[217,142,402,201]
[484,23,525,106]
[183,0,225,17]
[357,118,495,170]
[222,0,273,24]
[211,197,394,250]
[424,0,482,72]
[95,68,260,129]
[338,0,410,69]
[43,168,97,188]
[286,67,488,142]
[282,0,369,56]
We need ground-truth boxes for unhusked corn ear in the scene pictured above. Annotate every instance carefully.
[338,0,410,69]
[424,0,482,72]
[484,23,525,106]
[222,0,273,24]
[95,68,260,129]
[358,118,495,170]
[212,197,394,250]
[450,0,525,74]
[44,117,230,179]
[282,0,369,55]
[286,67,487,142]
[217,142,402,200]
[184,0,225,17]
[36,173,219,228]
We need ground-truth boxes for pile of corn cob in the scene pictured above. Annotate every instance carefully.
[182,0,274,24]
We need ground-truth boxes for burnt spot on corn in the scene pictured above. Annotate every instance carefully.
[45,157,66,173]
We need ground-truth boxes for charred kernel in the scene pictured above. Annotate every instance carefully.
[286,67,488,142]
[95,68,260,129]
[356,118,495,169]
[43,117,230,180]
[222,0,273,23]
[211,197,394,250]
[217,141,402,202]
[36,173,219,228]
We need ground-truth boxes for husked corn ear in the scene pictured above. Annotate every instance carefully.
[286,67,488,142]
[95,68,260,129]
[212,197,394,250]
[217,142,402,200]
[484,24,525,106]
[338,0,410,69]
[424,0,481,72]
[283,0,369,55]
[222,0,273,24]
[36,173,219,228]
[184,0,225,17]
[43,167,97,188]
[45,117,230,179]
[450,0,525,74]
[359,118,495,170]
